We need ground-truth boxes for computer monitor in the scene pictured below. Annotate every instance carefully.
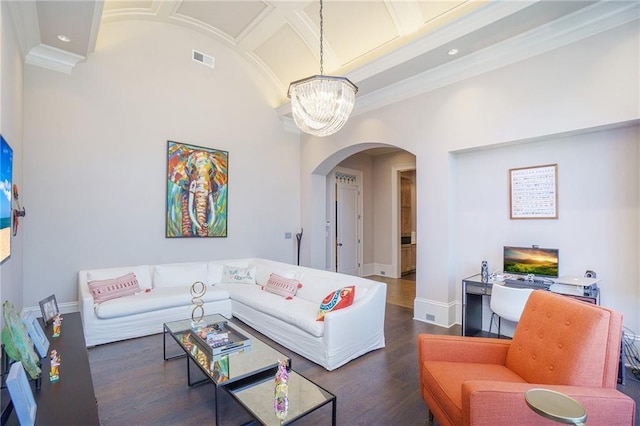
[503,246,559,278]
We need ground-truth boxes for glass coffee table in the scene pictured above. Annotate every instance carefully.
[227,369,336,425]
[163,314,336,425]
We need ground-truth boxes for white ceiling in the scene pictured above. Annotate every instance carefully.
[7,1,639,118]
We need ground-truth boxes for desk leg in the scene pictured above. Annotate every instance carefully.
[464,293,483,336]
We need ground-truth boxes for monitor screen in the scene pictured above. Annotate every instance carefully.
[503,246,559,278]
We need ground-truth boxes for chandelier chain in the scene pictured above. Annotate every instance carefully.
[319,0,324,75]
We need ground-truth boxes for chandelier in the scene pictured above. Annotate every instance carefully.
[287,0,358,137]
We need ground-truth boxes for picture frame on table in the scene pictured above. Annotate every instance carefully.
[6,361,37,426]
[22,310,49,358]
[39,294,59,325]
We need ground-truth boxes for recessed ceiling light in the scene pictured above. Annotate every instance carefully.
[57,35,71,43]
[447,48,459,56]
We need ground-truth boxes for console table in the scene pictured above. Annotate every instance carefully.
[1,312,99,425]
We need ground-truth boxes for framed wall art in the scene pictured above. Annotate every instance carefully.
[166,141,228,237]
[39,294,59,325]
[509,164,558,219]
[1,135,13,263]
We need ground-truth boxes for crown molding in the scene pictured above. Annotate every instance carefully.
[277,1,639,122]
[353,1,639,118]
[6,0,40,58]
[25,44,86,75]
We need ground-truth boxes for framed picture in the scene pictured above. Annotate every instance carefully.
[22,310,49,358]
[509,164,558,219]
[39,294,59,325]
[166,141,228,238]
[6,362,37,426]
[1,135,13,264]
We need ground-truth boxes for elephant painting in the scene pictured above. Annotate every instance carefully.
[166,141,228,237]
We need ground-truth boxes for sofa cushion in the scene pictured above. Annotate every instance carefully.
[94,287,230,319]
[221,265,256,284]
[88,273,141,304]
[421,361,527,426]
[216,283,324,337]
[317,286,355,321]
[153,263,208,288]
[87,266,153,290]
[264,273,302,299]
[254,261,303,286]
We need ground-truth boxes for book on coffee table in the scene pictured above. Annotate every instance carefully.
[192,322,251,356]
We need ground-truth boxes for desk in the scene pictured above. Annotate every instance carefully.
[462,274,599,337]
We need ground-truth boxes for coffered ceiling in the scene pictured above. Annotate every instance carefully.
[7,1,639,117]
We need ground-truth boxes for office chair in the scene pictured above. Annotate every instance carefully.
[489,282,534,336]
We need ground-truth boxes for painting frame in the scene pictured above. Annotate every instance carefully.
[166,141,228,238]
[22,310,49,358]
[1,134,13,264]
[39,294,59,325]
[509,164,558,220]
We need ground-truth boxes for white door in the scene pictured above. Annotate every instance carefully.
[336,182,359,275]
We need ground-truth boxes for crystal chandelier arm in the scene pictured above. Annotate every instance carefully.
[286,0,358,137]
[319,0,324,75]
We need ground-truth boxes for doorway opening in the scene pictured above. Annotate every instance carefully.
[327,167,363,276]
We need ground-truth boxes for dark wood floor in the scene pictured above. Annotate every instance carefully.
[88,276,639,425]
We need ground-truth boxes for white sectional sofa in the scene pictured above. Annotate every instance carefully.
[78,258,387,370]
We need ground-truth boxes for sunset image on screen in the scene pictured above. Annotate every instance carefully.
[503,247,559,277]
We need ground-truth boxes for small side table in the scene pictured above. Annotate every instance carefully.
[525,388,587,425]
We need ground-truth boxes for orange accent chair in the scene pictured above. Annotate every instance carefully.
[418,290,636,425]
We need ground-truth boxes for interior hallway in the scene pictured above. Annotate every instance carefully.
[367,272,416,309]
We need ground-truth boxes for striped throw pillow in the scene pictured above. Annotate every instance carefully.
[264,273,302,299]
[88,272,141,304]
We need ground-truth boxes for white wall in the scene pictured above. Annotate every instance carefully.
[0,1,25,314]
[453,126,639,329]
[300,20,640,331]
[21,20,300,308]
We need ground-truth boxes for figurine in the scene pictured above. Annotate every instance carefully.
[274,359,289,422]
[49,349,60,382]
[52,314,63,337]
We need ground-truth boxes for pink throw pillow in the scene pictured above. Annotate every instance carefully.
[88,272,141,304]
[264,273,302,299]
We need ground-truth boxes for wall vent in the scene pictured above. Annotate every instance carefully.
[192,50,215,68]
[425,313,435,321]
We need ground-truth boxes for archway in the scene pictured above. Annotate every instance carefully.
[307,143,417,279]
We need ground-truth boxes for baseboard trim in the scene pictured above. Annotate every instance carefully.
[414,297,460,328]
[23,301,79,318]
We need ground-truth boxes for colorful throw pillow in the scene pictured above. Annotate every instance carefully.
[264,273,303,299]
[88,272,141,304]
[317,286,356,321]
[221,265,256,284]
